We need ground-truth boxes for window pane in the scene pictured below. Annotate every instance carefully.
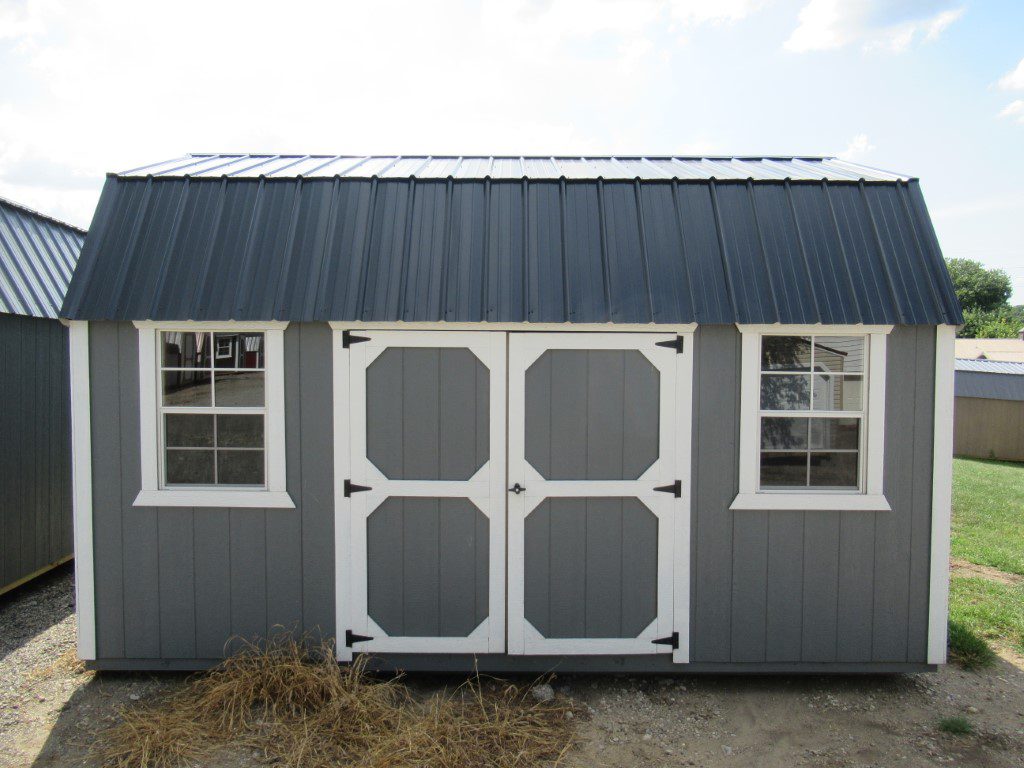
[214,332,265,369]
[814,336,864,374]
[165,414,214,447]
[810,418,860,450]
[761,336,812,371]
[761,417,809,450]
[811,375,862,411]
[166,449,215,484]
[760,374,810,410]
[214,371,265,407]
[163,370,212,406]
[162,332,210,368]
[217,414,264,448]
[218,450,264,485]
[760,452,807,487]
[809,452,858,488]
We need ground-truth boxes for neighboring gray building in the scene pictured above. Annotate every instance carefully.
[62,155,961,672]
[0,196,84,594]
[954,358,1024,462]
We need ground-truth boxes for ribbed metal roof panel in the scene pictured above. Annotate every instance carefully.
[955,358,1024,375]
[62,176,963,325]
[0,196,85,319]
[119,154,914,182]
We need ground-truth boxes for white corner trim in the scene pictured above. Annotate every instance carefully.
[735,327,890,510]
[133,489,295,508]
[736,323,894,335]
[730,493,891,512]
[928,325,956,665]
[136,324,290,508]
[68,321,96,660]
[133,320,290,331]
[673,330,694,664]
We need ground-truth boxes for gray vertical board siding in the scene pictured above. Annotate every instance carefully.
[366,347,489,481]
[366,497,488,637]
[691,325,935,664]
[525,349,659,481]
[0,315,72,592]
[692,325,738,661]
[89,322,336,662]
[525,497,657,639]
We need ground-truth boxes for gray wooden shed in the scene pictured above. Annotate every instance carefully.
[62,155,962,672]
[0,197,83,594]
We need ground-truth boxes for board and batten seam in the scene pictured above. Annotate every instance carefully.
[927,325,955,664]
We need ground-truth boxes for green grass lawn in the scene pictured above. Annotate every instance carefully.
[949,576,1024,655]
[952,458,1024,576]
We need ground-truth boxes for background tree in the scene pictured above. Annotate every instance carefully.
[946,258,1022,339]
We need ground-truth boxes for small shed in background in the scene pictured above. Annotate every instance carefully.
[0,196,84,594]
[954,358,1024,462]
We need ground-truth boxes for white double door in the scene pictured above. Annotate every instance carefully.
[336,329,690,663]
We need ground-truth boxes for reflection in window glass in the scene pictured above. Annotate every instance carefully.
[159,331,266,487]
[758,334,866,492]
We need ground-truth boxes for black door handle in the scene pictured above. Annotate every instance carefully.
[508,483,526,495]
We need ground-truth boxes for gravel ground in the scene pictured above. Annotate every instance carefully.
[2,568,1024,768]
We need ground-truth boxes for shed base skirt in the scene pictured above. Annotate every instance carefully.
[85,656,936,675]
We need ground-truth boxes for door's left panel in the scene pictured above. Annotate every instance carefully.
[335,330,506,658]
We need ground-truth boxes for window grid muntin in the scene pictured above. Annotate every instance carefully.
[158,331,267,489]
[756,334,868,493]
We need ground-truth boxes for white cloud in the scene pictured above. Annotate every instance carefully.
[667,0,766,25]
[998,58,1024,90]
[842,133,876,160]
[1000,100,1024,125]
[784,1,964,53]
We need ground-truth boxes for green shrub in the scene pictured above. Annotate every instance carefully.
[937,716,974,735]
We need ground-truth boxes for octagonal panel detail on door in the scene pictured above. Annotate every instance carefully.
[366,347,489,481]
[367,497,489,638]
[525,350,660,480]
[524,497,657,638]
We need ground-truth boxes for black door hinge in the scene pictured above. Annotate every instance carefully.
[343,330,371,348]
[346,629,374,647]
[652,632,679,649]
[344,479,373,497]
[654,480,682,498]
[655,336,684,353]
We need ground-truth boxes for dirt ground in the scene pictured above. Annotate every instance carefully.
[2,565,1023,768]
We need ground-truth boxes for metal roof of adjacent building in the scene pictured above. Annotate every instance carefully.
[954,338,1024,363]
[62,155,961,325]
[119,154,913,182]
[956,359,1024,401]
[0,196,85,319]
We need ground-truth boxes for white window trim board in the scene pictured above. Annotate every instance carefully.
[133,322,293,509]
[928,325,956,665]
[732,324,892,512]
[68,321,96,660]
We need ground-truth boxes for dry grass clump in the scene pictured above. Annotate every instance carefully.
[95,636,576,768]
[29,647,90,681]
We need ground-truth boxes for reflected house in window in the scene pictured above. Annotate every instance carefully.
[61,154,962,675]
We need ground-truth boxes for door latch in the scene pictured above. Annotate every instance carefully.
[508,483,526,495]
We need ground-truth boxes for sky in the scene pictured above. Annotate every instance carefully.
[1,0,1022,300]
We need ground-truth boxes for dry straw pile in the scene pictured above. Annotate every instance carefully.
[95,636,577,768]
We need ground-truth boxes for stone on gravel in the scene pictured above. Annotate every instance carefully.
[530,683,555,702]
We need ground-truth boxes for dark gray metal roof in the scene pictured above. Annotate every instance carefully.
[62,166,961,325]
[120,154,913,182]
[0,196,85,319]
[955,360,1024,401]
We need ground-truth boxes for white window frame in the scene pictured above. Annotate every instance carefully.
[133,321,294,508]
[732,324,892,512]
